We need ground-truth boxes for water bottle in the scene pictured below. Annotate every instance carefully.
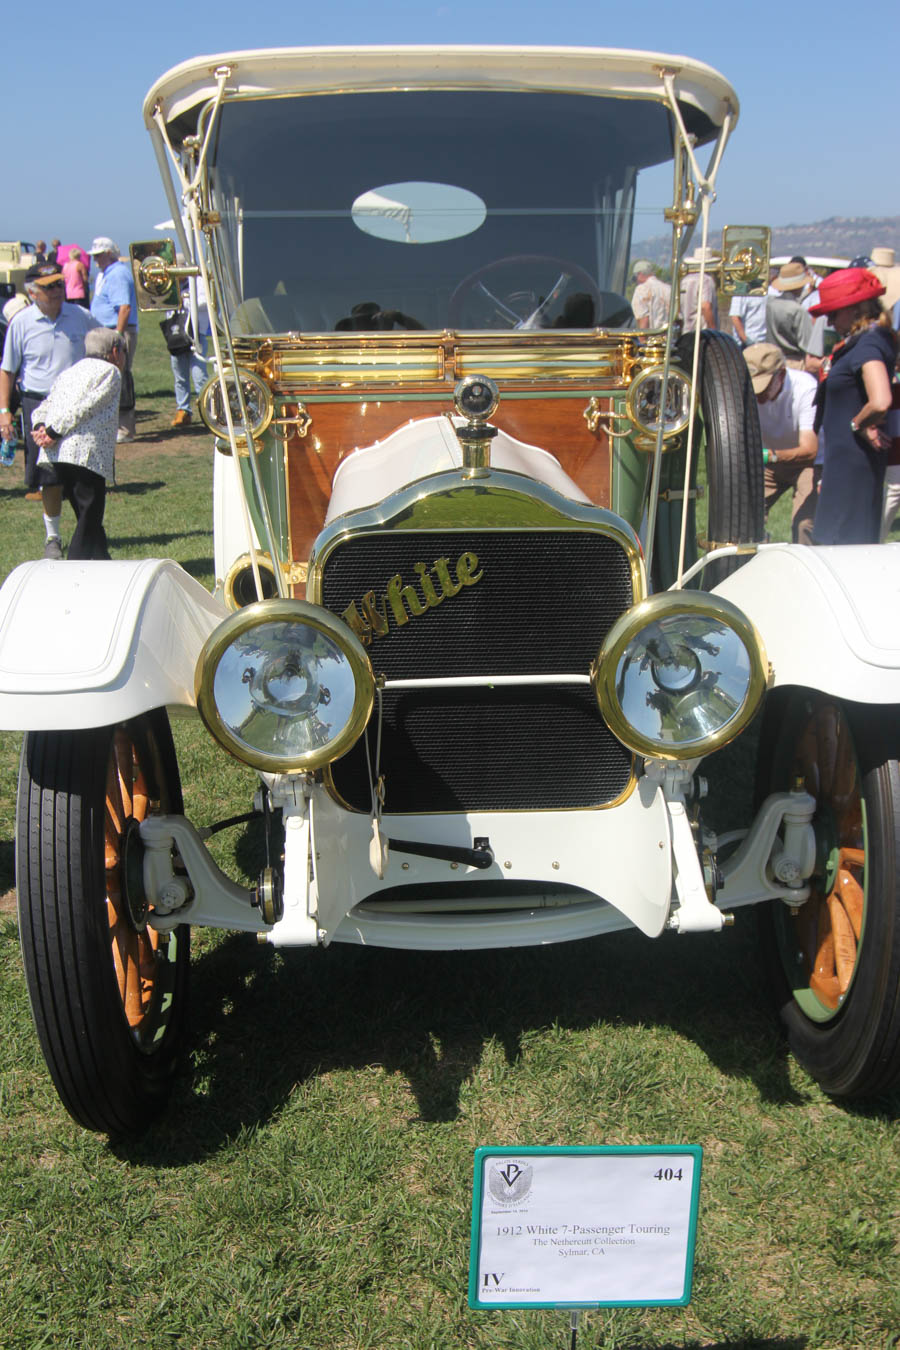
[0,435,17,468]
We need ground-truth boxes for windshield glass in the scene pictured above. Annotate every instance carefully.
[208,90,676,334]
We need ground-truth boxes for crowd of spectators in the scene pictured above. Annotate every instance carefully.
[750,253,898,545]
[1,233,209,558]
[640,246,900,547]
[3,229,899,558]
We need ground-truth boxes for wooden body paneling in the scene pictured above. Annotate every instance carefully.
[282,394,612,562]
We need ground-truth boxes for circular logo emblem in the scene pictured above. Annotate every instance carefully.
[488,1160,533,1206]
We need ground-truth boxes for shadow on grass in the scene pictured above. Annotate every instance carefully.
[179,556,215,582]
[116,902,888,1166]
[0,837,13,896]
[138,426,207,445]
[112,729,900,1164]
[108,480,166,495]
[108,529,210,547]
[635,1341,807,1350]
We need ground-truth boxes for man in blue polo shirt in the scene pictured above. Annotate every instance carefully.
[0,262,98,556]
[89,236,138,441]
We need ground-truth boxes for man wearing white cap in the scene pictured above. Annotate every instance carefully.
[630,260,671,330]
[1,262,98,556]
[743,342,818,545]
[88,236,138,441]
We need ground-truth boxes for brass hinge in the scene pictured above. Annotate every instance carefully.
[274,404,312,437]
[658,486,706,502]
[584,397,631,439]
[701,539,760,554]
[664,205,699,228]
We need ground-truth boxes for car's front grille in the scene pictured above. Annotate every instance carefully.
[319,529,634,812]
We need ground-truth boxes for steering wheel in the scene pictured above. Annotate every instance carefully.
[447,254,603,329]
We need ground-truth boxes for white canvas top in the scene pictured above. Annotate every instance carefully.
[143,46,738,141]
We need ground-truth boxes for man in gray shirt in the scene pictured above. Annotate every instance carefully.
[766,262,824,371]
[679,247,719,330]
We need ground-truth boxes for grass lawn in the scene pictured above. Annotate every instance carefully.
[0,317,898,1350]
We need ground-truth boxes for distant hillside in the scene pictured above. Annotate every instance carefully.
[631,216,900,267]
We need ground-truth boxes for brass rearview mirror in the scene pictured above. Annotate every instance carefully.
[720,225,771,296]
[130,239,179,310]
[130,239,201,311]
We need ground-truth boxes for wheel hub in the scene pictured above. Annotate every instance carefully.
[814,803,840,892]
[122,817,150,931]
[254,865,284,926]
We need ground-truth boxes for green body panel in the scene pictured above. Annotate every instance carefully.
[610,401,652,532]
[239,433,290,563]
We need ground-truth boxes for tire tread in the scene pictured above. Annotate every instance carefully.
[16,714,187,1134]
[758,694,900,1098]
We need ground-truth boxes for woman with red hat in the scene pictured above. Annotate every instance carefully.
[810,267,896,544]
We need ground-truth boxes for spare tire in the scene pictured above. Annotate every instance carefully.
[664,330,765,589]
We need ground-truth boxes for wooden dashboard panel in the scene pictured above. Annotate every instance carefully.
[283,394,611,561]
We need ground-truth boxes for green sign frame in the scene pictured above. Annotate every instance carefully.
[469,1145,702,1310]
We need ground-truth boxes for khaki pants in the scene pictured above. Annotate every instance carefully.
[764,462,816,545]
[118,327,138,438]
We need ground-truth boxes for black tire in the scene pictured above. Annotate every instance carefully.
[667,329,765,589]
[16,711,189,1134]
[758,691,900,1098]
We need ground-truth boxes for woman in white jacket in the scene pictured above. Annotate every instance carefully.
[31,328,126,560]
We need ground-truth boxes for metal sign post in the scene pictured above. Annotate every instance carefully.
[569,1308,580,1349]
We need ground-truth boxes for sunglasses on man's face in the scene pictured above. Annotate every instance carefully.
[37,280,65,291]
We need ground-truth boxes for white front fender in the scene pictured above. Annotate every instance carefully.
[714,543,900,704]
[0,558,227,730]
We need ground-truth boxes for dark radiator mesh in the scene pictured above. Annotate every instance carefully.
[320,530,634,811]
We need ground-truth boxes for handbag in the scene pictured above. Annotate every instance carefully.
[119,367,136,412]
[159,311,192,355]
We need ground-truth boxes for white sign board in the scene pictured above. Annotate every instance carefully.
[469,1146,702,1309]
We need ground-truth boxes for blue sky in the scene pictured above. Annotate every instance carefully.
[12,0,898,255]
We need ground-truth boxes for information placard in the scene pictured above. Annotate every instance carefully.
[469,1146,702,1309]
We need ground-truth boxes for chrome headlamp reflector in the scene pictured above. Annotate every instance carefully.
[592,592,767,760]
[198,367,273,444]
[626,366,692,440]
[195,599,375,773]
[223,552,279,611]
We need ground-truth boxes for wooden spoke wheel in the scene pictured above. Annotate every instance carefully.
[758,691,900,1097]
[17,711,189,1135]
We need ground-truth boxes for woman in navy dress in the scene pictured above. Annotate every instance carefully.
[811,268,896,544]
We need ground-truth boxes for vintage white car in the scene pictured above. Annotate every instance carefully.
[0,240,37,292]
[1,47,898,1135]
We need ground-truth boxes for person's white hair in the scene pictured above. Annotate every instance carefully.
[84,327,126,360]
